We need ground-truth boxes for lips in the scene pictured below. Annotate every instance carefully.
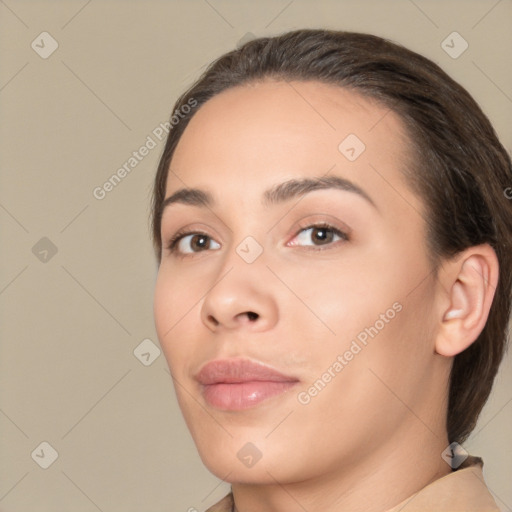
[195,358,299,410]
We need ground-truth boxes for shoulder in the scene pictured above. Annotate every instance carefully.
[204,491,234,512]
[386,455,500,512]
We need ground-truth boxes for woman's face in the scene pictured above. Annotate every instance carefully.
[154,80,446,484]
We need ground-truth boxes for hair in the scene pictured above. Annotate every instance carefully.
[151,29,512,444]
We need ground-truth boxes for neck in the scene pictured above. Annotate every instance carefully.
[231,424,451,512]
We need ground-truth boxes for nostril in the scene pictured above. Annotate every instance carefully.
[208,314,219,326]
[246,311,258,321]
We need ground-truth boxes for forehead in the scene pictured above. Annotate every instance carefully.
[175,79,402,150]
[166,79,423,219]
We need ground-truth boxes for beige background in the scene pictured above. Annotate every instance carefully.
[1,0,511,510]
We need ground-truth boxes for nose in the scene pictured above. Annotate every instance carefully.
[200,257,278,333]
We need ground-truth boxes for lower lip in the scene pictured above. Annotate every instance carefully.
[202,381,298,410]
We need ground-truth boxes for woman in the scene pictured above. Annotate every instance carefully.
[151,29,511,511]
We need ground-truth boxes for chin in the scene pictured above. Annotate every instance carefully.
[192,432,271,480]
[195,433,315,487]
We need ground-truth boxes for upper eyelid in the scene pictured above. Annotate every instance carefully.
[289,216,351,244]
[164,212,351,239]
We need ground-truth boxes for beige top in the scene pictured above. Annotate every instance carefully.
[205,456,500,512]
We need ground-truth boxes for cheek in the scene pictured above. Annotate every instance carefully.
[293,241,434,375]
[284,256,396,344]
[153,268,198,371]
[153,271,173,343]
[325,270,437,415]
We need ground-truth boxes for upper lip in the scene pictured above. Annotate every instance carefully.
[195,358,299,385]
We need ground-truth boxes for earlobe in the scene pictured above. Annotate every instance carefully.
[435,245,499,358]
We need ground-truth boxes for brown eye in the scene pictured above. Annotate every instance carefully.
[294,223,348,247]
[188,234,209,251]
[168,232,221,256]
[311,226,335,244]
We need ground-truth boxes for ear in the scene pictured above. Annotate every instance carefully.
[435,244,499,357]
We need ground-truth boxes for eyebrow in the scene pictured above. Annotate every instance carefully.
[161,175,378,213]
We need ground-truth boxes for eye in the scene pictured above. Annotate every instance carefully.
[289,223,349,248]
[167,230,221,256]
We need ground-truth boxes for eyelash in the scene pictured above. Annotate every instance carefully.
[166,228,213,256]
[165,222,349,257]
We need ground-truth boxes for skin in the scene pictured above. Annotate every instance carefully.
[153,80,498,512]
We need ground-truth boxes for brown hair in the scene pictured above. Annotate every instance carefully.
[151,29,512,444]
